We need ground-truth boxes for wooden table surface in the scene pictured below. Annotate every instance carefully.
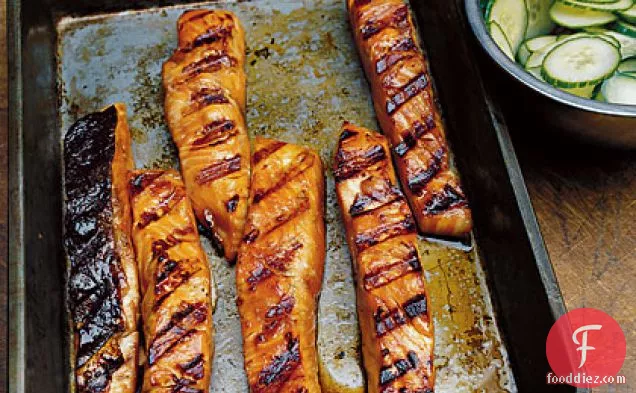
[0,2,633,392]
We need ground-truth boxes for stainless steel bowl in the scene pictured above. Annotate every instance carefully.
[465,0,636,148]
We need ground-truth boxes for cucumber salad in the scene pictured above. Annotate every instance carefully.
[483,0,636,104]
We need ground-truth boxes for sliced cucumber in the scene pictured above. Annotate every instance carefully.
[486,0,529,53]
[557,0,634,11]
[526,0,556,38]
[518,35,557,64]
[488,21,516,59]
[614,19,636,37]
[618,56,636,72]
[601,72,636,103]
[517,42,533,64]
[550,2,617,27]
[541,36,621,87]
[526,65,546,80]
[526,35,559,49]
[603,30,636,57]
[562,83,600,97]
[619,4,636,23]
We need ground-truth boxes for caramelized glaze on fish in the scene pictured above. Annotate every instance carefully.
[129,170,215,393]
[63,104,140,393]
[334,123,434,393]
[236,137,326,393]
[348,0,472,237]
[163,9,250,261]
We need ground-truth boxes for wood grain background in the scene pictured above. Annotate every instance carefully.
[0,1,633,392]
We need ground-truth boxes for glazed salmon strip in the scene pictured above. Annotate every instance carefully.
[63,104,140,393]
[348,0,472,237]
[129,170,215,393]
[236,137,326,393]
[163,9,250,261]
[334,123,434,393]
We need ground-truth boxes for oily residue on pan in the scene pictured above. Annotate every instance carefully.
[56,1,515,392]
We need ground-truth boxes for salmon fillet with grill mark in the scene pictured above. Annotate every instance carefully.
[63,104,140,393]
[236,137,326,393]
[129,170,215,393]
[163,9,250,262]
[348,0,472,237]
[334,123,434,393]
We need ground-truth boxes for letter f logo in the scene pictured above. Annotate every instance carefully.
[572,324,602,368]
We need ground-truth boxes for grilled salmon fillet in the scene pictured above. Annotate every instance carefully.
[348,0,472,237]
[129,170,215,393]
[236,137,326,393]
[334,123,434,393]
[63,104,140,393]
[163,9,250,262]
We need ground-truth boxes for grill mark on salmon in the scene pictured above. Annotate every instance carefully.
[349,183,403,217]
[181,25,233,52]
[393,117,436,157]
[334,144,387,182]
[181,52,236,78]
[153,256,200,310]
[354,207,416,253]
[407,147,445,195]
[246,264,273,291]
[424,185,467,215]
[386,72,428,115]
[252,152,314,204]
[192,120,237,148]
[375,36,416,74]
[360,4,408,40]
[195,154,242,185]
[182,87,229,117]
[363,244,421,290]
[130,171,165,197]
[148,302,207,365]
[403,294,428,319]
[137,186,186,229]
[77,342,124,393]
[265,295,295,319]
[253,140,287,164]
[254,334,302,392]
[179,354,205,380]
[373,307,407,337]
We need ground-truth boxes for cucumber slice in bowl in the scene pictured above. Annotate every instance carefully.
[527,35,559,50]
[486,0,529,53]
[618,56,636,72]
[488,21,516,59]
[601,72,636,103]
[526,0,556,38]
[518,35,558,64]
[614,19,636,37]
[557,0,634,12]
[550,2,617,27]
[541,36,621,87]
[619,4,636,23]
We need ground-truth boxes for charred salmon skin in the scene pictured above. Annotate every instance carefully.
[334,123,434,393]
[347,0,472,237]
[63,104,140,393]
[163,9,250,262]
[129,170,215,393]
[236,137,326,393]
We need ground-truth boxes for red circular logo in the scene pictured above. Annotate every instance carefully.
[546,308,626,388]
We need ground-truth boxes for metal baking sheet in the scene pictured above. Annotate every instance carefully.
[9,0,575,392]
[56,1,514,391]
